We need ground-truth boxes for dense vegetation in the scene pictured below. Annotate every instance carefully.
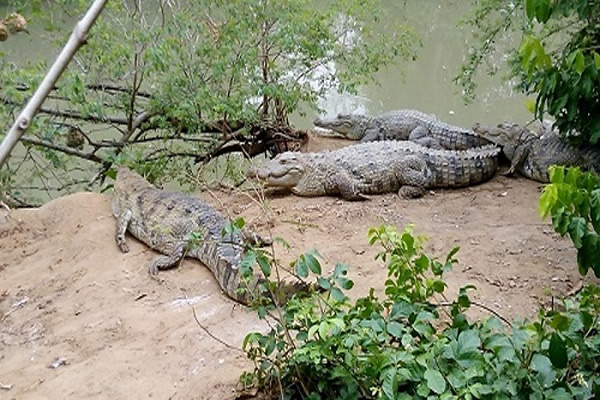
[458,0,600,146]
[238,224,599,399]
[0,0,417,205]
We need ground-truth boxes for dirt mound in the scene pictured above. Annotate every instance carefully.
[0,136,590,399]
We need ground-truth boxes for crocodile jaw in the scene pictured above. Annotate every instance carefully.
[247,155,306,188]
[472,122,525,160]
[313,114,366,140]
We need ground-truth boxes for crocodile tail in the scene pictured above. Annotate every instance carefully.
[583,148,600,174]
[199,238,314,305]
[427,144,500,188]
[198,239,252,304]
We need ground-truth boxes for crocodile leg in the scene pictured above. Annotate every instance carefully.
[408,126,445,149]
[148,240,186,276]
[147,220,191,276]
[395,156,427,198]
[115,208,132,253]
[362,127,382,142]
[331,172,370,200]
[504,144,530,176]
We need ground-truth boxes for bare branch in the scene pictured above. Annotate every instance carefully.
[21,135,104,163]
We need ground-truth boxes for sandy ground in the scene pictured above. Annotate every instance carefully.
[0,135,593,399]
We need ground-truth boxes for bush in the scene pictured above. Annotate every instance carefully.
[539,166,600,277]
[240,225,600,399]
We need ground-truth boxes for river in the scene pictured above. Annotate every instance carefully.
[294,1,529,129]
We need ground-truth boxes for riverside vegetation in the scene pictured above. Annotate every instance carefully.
[235,168,600,398]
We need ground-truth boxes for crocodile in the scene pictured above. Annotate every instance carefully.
[112,166,302,304]
[247,141,500,200]
[472,122,600,183]
[313,109,492,150]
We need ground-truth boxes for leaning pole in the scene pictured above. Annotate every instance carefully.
[0,0,108,168]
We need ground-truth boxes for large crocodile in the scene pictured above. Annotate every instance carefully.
[473,122,600,183]
[247,141,500,200]
[112,166,303,304]
[313,109,492,150]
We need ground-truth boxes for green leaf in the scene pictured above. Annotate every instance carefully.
[545,387,574,400]
[574,51,586,75]
[590,189,600,233]
[424,369,446,395]
[317,277,331,290]
[457,330,481,353]
[304,252,322,274]
[552,209,571,235]
[548,166,565,183]
[330,287,346,302]
[568,217,587,249]
[535,0,552,23]
[336,277,354,290]
[525,0,536,20]
[525,98,537,113]
[445,246,460,264]
[548,333,568,368]
[318,321,330,338]
[382,369,397,399]
[106,168,117,180]
[539,184,558,218]
[531,354,556,386]
[594,52,600,69]
[550,314,570,331]
[577,232,600,277]
[256,254,271,276]
[387,321,404,338]
[295,260,309,278]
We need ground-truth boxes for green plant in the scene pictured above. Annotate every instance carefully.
[539,166,600,277]
[458,0,600,145]
[240,225,600,399]
[1,0,418,204]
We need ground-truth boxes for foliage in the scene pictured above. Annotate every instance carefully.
[458,0,600,146]
[0,0,418,204]
[240,225,600,399]
[539,166,600,277]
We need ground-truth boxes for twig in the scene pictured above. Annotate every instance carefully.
[434,300,511,326]
[191,305,243,352]
[20,135,104,163]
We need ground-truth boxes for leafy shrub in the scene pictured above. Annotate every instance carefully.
[240,225,600,399]
[539,166,600,277]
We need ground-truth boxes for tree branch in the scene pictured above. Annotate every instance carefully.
[21,135,104,163]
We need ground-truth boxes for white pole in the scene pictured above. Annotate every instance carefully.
[0,0,109,167]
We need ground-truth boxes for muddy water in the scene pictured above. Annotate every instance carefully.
[295,1,530,129]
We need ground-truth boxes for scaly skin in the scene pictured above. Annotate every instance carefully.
[247,141,500,200]
[313,109,492,150]
[112,166,301,305]
[472,122,600,183]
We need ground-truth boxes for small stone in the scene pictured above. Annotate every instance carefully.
[48,357,68,369]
